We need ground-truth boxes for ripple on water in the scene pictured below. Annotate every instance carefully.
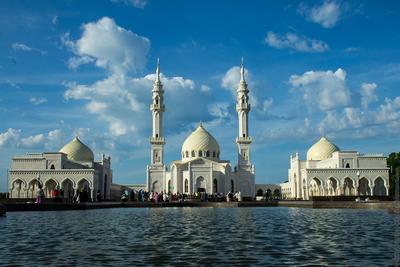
[0,207,395,266]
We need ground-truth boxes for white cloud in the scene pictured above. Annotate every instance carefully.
[0,128,20,148]
[11,42,46,54]
[62,17,150,74]
[67,56,94,69]
[208,102,230,119]
[264,31,329,52]
[289,68,350,110]
[298,1,341,28]
[12,43,33,51]
[52,15,58,25]
[21,134,45,148]
[345,47,360,53]
[360,82,378,109]
[29,97,47,105]
[110,0,147,8]
[200,85,211,93]
[262,98,273,113]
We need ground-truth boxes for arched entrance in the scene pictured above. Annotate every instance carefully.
[310,178,323,196]
[359,177,371,196]
[28,179,40,199]
[196,176,206,192]
[373,177,386,196]
[327,177,338,196]
[343,177,355,196]
[78,179,91,202]
[273,189,281,199]
[11,179,24,198]
[256,188,263,196]
[167,180,172,193]
[44,179,57,198]
[152,180,160,193]
[213,179,218,193]
[62,179,74,201]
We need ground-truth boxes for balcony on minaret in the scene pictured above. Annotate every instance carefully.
[150,103,165,111]
[150,136,165,145]
[236,136,252,144]
[236,102,250,111]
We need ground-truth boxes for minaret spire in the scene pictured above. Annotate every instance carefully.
[240,56,245,82]
[156,57,161,82]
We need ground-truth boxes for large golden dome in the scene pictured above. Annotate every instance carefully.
[181,123,220,161]
[307,137,339,161]
[59,136,94,162]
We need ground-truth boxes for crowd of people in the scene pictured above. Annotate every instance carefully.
[34,180,92,204]
[120,190,244,203]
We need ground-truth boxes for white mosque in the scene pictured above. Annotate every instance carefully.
[280,137,390,200]
[146,60,255,198]
[8,137,112,200]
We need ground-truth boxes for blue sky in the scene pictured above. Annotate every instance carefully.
[1,0,400,192]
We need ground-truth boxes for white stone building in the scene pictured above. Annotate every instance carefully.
[280,137,389,200]
[146,59,255,197]
[8,137,112,200]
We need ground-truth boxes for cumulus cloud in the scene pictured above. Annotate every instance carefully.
[0,128,20,148]
[208,102,230,119]
[0,128,63,149]
[289,68,350,110]
[62,17,150,73]
[264,31,329,52]
[298,1,341,28]
[360,82,378,109]
[110,0,147,8]
[21,134,45,148]
[29,97,47,105]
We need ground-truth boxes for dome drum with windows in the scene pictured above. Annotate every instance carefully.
[181,122,220,161]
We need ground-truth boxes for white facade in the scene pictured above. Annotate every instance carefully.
[147,60,255,198]
[8,137,112,200]
[280,137,389,200]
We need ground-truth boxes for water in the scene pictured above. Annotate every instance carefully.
[0,207,395,266]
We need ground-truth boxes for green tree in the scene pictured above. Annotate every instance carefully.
[387,152,400,198]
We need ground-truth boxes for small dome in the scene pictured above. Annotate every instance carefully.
[182,123,220,160]
[60,137,94,162]
[307,137,339,161]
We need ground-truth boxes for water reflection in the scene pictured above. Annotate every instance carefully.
[0,207,394,266]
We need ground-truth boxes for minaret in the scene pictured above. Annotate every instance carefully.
[236,57,253,171]
[150,58,165,166]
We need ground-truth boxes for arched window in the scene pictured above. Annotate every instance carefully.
[213,179,218,193]
[217,152,220,158]
[345,163,350,168]
[50,164,55,170]
[191,151,195,157]
[231,180,234,192]
[213,151,216,157]
[155,134,158,138]
[199,150,203,157]
[185,151,189,158]
[184,179,188,193]
[206,151,210,157]
[155,97,159,105]
[243,134,246,138]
